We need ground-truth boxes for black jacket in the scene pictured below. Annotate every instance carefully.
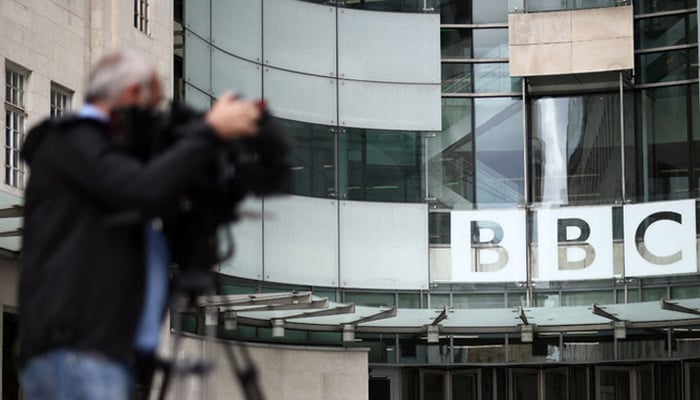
[18,114,220,367]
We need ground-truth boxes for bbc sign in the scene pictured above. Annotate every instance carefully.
[451,199,697,282]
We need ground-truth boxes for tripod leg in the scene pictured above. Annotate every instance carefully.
[222,343,266,400]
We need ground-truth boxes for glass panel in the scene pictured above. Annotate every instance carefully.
[344,292,395,307]
[452,372,478,400]
[599,369,631,400]
[616,288,640,303]
[532,94,622,205]
[429,212,451,245]
[339,129,422,202]
[338,8,438,84]
[570,366,589,400]
[340,0,429,13]
[282,119,335,198]
[264,0,335,77]
[641,85,690,200]
[525,0,569,12]
[399,293,422,308]
[637,15,688,49]
[658,363,681,399]
[453,338,506,363]
[474,97,524,207]
[638,49,690,84]
[430,294,450,308]
[641,287,667,301]
[512,369,538,400]
[562,290,613,306]
[535,292,561,307]
[439,0,472,24]
[473,0,507,23]
[544,369,567,400]
[423,371,445,400]
[442,63,472,93]
[636,0,690,14]
[671,285,700,298]
[313,289,337,301]
[507,292,527,307]
[473,29,508,59]
[441,28,472,59]
[351,333,395,363]
[689,364,700,400]
[452,293,504,308]
[211,0,262,62]
[693,84,700,196]
[184,31,211,93]
[474,63,519,93]
[428,98,473,208]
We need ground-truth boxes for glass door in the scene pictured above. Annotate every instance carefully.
[421,369,446,400]
[452,369,481,400]
[510,368,538,400]
[597,367,632,400]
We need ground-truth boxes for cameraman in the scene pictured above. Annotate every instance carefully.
[17,49,260,399]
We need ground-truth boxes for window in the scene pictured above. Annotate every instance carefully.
[4,63,28,189]
[50,83,72,118]
[134,0,150,34]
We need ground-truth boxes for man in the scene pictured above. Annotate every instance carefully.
[17,49,261,399]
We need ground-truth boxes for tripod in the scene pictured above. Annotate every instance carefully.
[154,269,266,400]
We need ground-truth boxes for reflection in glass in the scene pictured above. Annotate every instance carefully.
[532,94,621,205]
[441,29,471,59]
[439,0,472,24]
[339,0,436,13]
[474,98,524,207]
[473,0,507,23]
[452,293,504,308]
[452,372,479,400]
[637,15,687,49]
[636,0,690,14]
[423,372,445,400]
[544,369,567,400]
[428,98,473,208]
[442,63,472,93]
[473,29,509,59]
[512,369,538,400]
[429,212,451,245]
[638,49,690,84]
[598,369,631,400]
[641,85,689,200]
[563,290,613,306]
[474,63,520,93]
[281,119,335,198]
[339,129,422,202]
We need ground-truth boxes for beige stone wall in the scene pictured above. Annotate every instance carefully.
[509,6,634,77]
[151,333,369,400]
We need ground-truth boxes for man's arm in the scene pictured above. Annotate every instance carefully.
[35,95,260,213]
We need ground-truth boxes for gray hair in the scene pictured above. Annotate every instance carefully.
[85,49,154,103]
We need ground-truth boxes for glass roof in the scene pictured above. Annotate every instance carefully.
[210,293,700,335]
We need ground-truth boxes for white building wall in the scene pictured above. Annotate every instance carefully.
[151,333,369,400]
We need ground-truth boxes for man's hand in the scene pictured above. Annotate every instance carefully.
[205,93,261,140]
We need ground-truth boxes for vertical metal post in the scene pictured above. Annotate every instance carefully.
[522,78,533,308]
[619,71,627,202]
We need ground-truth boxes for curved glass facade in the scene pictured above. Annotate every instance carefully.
[178,1,700,398]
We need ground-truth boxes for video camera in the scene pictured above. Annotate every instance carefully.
[110,100,291,270]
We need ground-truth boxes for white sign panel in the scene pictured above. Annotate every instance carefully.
[451,209,526,282]
[624,199,697,277]
[536,206,614,281]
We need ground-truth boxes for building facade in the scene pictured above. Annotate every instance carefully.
[179,1,700,399]
[0,0,174,398]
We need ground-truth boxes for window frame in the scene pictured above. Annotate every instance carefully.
[4,63,29,189]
